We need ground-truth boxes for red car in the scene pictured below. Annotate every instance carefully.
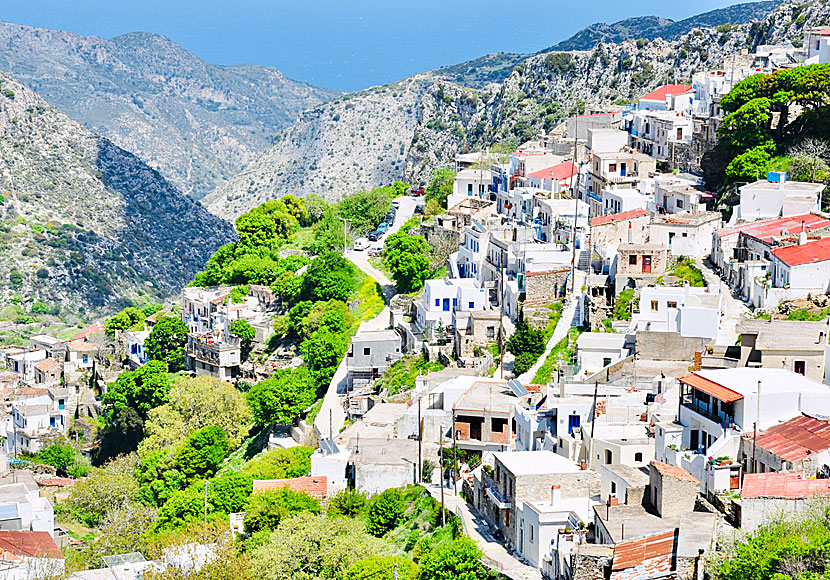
[411,188,425,196]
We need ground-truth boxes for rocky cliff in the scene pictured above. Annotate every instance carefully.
[0,23,339,199]
[205,0,829,220]
[0,72,235,314]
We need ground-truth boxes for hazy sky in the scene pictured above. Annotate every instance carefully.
[3,1,760,91]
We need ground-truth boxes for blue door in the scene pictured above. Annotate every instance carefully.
[568,414,581,434]
[442,299,450,312]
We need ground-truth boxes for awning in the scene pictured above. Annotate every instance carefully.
[679,373,743,403]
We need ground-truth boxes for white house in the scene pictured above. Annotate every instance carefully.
[648,211,722,257]
[449,168,496,209]
[601,187,651,216]
[0,531,64,580]
[575,333,630,375]
[416,278,487,329]
[806,28,830,64]
[737,173,824,221]
[527,161,578,194]
[7,351,46,382]
[636,84,695,112]
[587,128,629,154]
[636,286,722,339]
[6,392,69,455]
[125,330,150,367]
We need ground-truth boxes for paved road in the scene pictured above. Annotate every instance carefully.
[313,196,419,439]
[426,485,541,580]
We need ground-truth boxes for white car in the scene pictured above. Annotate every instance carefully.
[368,245,384,257]
[354,237,370,251]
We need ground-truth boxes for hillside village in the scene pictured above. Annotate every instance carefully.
[5,8,830,580]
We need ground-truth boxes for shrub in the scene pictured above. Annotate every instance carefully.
[366,489,405,537]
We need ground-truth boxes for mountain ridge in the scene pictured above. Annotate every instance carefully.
[0,21,339,199]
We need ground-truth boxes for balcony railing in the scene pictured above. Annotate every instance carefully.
[682,401,733,428]
[485,483,511,509]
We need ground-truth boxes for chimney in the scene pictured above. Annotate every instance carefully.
[608,495,619,507]
[628,221,633,243]
[798,220,807,246]
[551,484,561,505]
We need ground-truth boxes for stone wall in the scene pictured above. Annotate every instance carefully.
[636,331,705,362]
[651,467,698,518]
[525,269,570,303]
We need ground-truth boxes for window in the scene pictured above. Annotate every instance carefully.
[611,482,617,494]
[609,163,617,172]
[58,399,65,410]
[794,360,806,375]
[487,327,495,340]
[435,299,440,307]
[629,255,638,265]
[363,347,371,356]
[467,183,473,194]
[682,232,688,237]
[676,199,684,209]
[667,301,678,309]
[468,301,475,309]
[635,452,643,462]
[605,450,613,464]
[82,354,88,363]
[603,357,612,367]
[530,526,534,543]
[452,298,457,308]
[651,300,659,311]
[677,128,683,140]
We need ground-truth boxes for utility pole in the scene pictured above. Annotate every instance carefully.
[452,412,458,496]
[439,425,446,527]
[499,264,505,379]
[417,398,422,483]
[338,217,351,255]
[588,381,599,468]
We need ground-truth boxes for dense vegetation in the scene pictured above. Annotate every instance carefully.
[710,64,830,196]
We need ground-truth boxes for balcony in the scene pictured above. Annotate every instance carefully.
[485,483,512,509]
[682,401,733,428]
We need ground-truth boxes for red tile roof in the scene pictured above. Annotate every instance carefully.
[811,28,830,36]
[36,477,77,488]
[33,358,59,372]
[742,472,830,500]
[0,531,64,561]
[640,84,694,102]
[716,214,830,240]
[72,325,104,340]
[743,414,830,463]
[679,373,743,403]
[253,476,327,498]
[576,112,619,118]
[773,237,830,267]
[651,461,699,483]
[611,529,677,578]
[590,208,648,227]
[528,161,578,183]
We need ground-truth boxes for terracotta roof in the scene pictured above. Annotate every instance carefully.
[679,373,743,403]
[36,477,77,488]
[72,325,104,340]
[591,208,648,227]
[744,414,830,463]
[14,388,49,397]
[253,476,327,498]
[33,358,59,373]
[742,472,830,500]
[716,213,830,240]
[651,461,698,483]
[611,529,677,578]
[0,531,64,561]
[67,341,97,352]
[640,84,694,102]
[528,161,578,183]
[773,237,830,267]
[811,28,830,36]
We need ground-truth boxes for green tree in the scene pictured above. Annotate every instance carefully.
[301,252,357,302]
[384,232,433,293]
[140,375,251,453]
[37,442,89,477]
[30,301,50,315]
[346,557,419,580]
[282,194,310,226]
[105,307,144,334]
[243,488,321,535]
[251,512,390,580]
[103,360,172,421]
[424,167,456,209]
[304,329,349,385]
[95,407,145,464]
[247,367,317,426]
[239,446,313,480]
[176,425,230,480]
[135,448,186,507]
[230,319,256,361]
[65,455,139,527]
[145,316,189,372]
[418,536,489,580]
[236,199,299,250]
[366,489,405,537]
[328,488,368,518]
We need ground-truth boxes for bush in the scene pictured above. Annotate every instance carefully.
[329,488,368,517]
[419,536,489,580]
[176,425,230,480]
[345,557,418,580]
[301,252,358,302]
[367,489,406,537]
[243,488,321,535]
[247,367,317,426]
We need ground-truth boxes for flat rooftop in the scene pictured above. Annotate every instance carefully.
[494,450,580,476]
[695,368,830,398]
[602,464,650,487]
[653,211,722,226]
[737,317,829,352]
[594,503,717,557]
[741,179,825,192]
[577,332,627,350]
[454,380,523,414]
[347,438,419,466]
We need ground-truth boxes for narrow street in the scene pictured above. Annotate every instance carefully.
[699,258,748,347]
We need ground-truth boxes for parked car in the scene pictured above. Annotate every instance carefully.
[414,205,424,215]
[411,188,425,196]
[385,214,395,223]
[377,222,389,233]
[368,231,380,241]
[354,237,370,251]
[368,245,384,257]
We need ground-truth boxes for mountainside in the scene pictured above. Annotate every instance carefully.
[0,23,339,199]
[545,1,781,51]
[0,71,236,314]
[205,0,827,220]
[426,53,530,89]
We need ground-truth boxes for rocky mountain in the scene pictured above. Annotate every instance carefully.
[544,1,781,51]
[0,71,236,315]
[0,22,339,199]
[426,53,530,89]
[204,0,827,220]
